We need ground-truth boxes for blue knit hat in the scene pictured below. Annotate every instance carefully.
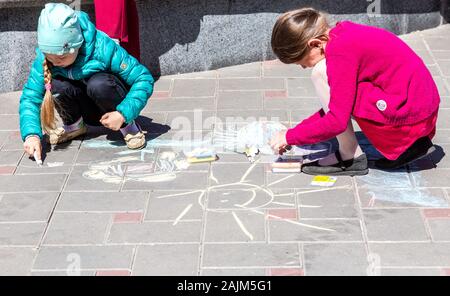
[37,3,84,55]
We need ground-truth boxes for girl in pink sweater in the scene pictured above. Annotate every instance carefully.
[270,8,440,176]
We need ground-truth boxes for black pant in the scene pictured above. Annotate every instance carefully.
[52,73,129,126]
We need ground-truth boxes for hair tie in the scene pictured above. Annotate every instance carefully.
[45,83,52,92]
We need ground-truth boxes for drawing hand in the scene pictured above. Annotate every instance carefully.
[24,135,42,158]
[270,130,289,155]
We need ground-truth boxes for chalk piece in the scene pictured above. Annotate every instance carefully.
[272,167,301,173]
[271,155,302,173]
[33,151,43,167]
[310,175,337,187]
[187,156,218,164]
[47,162,65,168]
[185,148,217,164]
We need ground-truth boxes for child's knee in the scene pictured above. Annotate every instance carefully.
[52,79,83,101]
[86,73,125,101]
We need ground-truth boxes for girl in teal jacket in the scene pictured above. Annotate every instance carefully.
[20,3,154,161]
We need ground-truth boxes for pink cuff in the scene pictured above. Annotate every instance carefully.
[285,129,297,146]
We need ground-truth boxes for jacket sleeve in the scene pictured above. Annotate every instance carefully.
[19,50,45,141]
[104,37,154,123]
[286,54,358,146]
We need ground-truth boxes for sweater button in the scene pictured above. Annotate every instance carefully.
[376,100,387,111]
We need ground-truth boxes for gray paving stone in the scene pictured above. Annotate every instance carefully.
[33,246,134,270]
[166,111,215,131]
[122,171,209,191]
[153,79,172,92]
[427,219,450,241]
[208,189,295,210]
[424,37,450,51]
[369,243,450,267]
[43,213,112,245]
[202,243,301,268]
[215,109,289,123]
[264,97,321,110]
[210,163,265,187]
[358,187,448,208]
[14,164,72,175]
[442,96,450,108]
[0,174,67,193]
[437,108,450,129]
[219,78,285,91]
[263,63,311,78]
[269,219,363,242]
[0,247,36,276]
[139,112,168,124]
[171,79,216,97]
[428,64,442,76]
[403,39,428,51]
[432,50,450,60]
[378,268,442,276]
[146,191,204,221]
[64,166,121,192]
[355,168,412,189]
[75,147,151,165]
[287,78,317,97]
[0,222,46,246]
[204,210,266,242]
[303,243,368,276]
[266,172,353,189]
[411,168,450,187]
[108,221,202,244]
[145,97,216,113]
[0,92,20,115]
[217,91,263,110]
[290,109,324,123]
[434,77,450,96]
[165,71,217,79]
[133,244,199,276]
[0,192,59,222]
[201,268,266,276]
[0,150,23,166]
[31,270,96,276]
[57,191,148,212]
[218,63,261,78]
[2,132,23,151]
[19,147,78,169]
[0,114,19,131]
[416,50,435,65]
[434,130,450,144]
[363,209,429,242]
[438,60,450,76]
[297,187,358,219]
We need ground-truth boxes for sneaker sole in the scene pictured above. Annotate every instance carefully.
[48,128,87,145]
[302,168,369,177]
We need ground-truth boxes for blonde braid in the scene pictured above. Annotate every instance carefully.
[41,59,56,132]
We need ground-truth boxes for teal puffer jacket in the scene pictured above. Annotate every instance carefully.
[19,11,154,141]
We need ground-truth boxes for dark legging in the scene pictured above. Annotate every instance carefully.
[51,73,129,127]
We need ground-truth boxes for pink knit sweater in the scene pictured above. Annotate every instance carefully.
[286,21,440,146]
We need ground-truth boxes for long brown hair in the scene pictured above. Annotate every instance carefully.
[41,58,56,132]
[271,8,330,64]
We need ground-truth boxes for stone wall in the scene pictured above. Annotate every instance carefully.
[0,0,448,93]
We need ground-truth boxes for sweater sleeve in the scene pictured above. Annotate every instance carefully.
[285,54,358,146]
[19,51,45,141]
[105,37,154,123]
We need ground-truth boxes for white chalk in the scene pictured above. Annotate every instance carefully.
[33,151,43,167]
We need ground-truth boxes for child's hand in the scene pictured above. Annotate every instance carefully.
[270,130,289,155]
[23,136,42,158]
[100,111,125,131]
